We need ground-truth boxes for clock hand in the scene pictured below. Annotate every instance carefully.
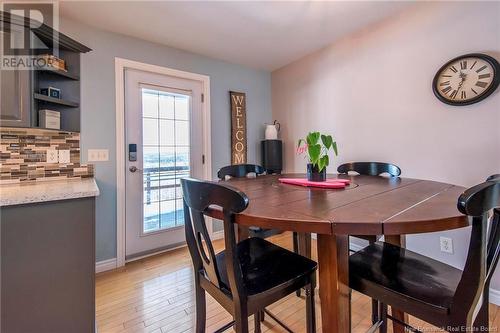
[455,72,467,97]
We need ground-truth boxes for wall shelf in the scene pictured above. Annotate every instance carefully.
[38,67,80,80]
[1,12,91,133]
[34,93,79,108]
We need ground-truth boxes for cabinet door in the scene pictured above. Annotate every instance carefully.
[0,29,32,128]
[0,66,32,127]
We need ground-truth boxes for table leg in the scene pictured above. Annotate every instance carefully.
[237,225,249,242]
[298,232,312,258]
[317,234,350,333]
[385,234,408,333]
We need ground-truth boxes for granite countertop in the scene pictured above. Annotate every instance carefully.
[0,178,100,207]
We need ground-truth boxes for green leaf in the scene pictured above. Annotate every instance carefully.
[321,134,333,150]
[308,144,321,163]
[306,132,320,146]
[332,141,338,156]
[318,155,329,172]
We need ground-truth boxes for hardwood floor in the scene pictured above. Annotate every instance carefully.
[96,232,500,333]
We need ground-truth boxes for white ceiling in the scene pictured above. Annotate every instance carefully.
[60,1,414,71]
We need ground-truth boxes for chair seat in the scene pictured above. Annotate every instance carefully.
[216,237,317,295]
[349,242,463,315]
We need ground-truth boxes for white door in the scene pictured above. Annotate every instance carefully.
[125,69,205,259]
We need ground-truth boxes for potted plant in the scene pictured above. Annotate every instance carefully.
[297,131,338,182]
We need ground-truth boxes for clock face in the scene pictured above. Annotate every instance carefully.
[433,54,499,106]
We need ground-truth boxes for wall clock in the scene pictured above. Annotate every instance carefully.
[433,53,500,106]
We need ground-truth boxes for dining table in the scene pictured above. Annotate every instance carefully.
[210,173,470,333]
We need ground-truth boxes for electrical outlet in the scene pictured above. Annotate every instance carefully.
[88,149,109,162]
[440,237,453,254]
[58,150,70,164]
[46,149,58,163]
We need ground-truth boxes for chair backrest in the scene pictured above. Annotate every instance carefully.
[487,174,500,182]
[181,177,249,298]
[452,178,500,326]
[217,164,265,180]
[337,162,401,177]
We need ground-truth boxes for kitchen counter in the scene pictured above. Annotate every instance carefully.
[0,177,100,207]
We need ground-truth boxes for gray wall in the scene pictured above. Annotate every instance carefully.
[272,2,500,289]
[60,18,272,262]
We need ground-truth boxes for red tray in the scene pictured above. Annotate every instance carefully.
[278,178,350,189]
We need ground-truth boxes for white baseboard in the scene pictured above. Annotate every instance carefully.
[96,258,117,273]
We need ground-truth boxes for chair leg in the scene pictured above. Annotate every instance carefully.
[195,283,206,333]
[234,307,249,333]
[254,311,262,333]
[260,310,265,322]
[379,303,388,333]
[293,232,302,297]
[371,299,379,325]
[305,283,316,333]
[365,236,379,327]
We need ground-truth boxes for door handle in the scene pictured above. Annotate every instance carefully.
[129,166,142,173]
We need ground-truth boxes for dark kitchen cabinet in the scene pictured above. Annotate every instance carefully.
[0,12,91,131]
[0,66,33,127]
[1,197,96,333]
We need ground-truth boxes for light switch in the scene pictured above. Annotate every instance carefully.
[46,149,58,163]
[97,149,109,161]
[59,150,70,164]
[88,149,109,162]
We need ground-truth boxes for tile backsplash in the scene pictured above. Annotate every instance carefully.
[0,127,94,184]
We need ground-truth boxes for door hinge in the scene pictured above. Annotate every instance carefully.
[201,93,204,103]
[202,154,205,164]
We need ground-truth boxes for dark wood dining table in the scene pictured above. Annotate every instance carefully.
[211,173,469,333]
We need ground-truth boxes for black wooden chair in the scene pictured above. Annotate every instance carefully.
[218,164,307,299]
[487,174,500,182]
[337,161,401,247]
[181,177,317,333]
[349,176,500,333]
[337,161,401,323]
[217,164,266,180]
[337,161,401,178]
[217,164,278,238]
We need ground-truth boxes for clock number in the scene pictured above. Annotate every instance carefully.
[471,88,478,95]
[470,60,477,69]
[461,91,466,99]
[460,61,467,70]
[476,65,487,73]
[450,90,458,99]
[441,86,452,94]
[450,66,458,73]
[439,81,450,86]
[478,73,491,79]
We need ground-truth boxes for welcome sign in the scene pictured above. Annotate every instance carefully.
[230,91,247,165]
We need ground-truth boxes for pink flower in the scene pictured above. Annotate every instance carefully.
[296,144,308,155]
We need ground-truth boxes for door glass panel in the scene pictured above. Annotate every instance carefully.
[175,96,189,120]
[142,88,190,233]
[159,119,175,146]
[159,94,175,119]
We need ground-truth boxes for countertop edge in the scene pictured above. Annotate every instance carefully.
[0,178,100,207]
